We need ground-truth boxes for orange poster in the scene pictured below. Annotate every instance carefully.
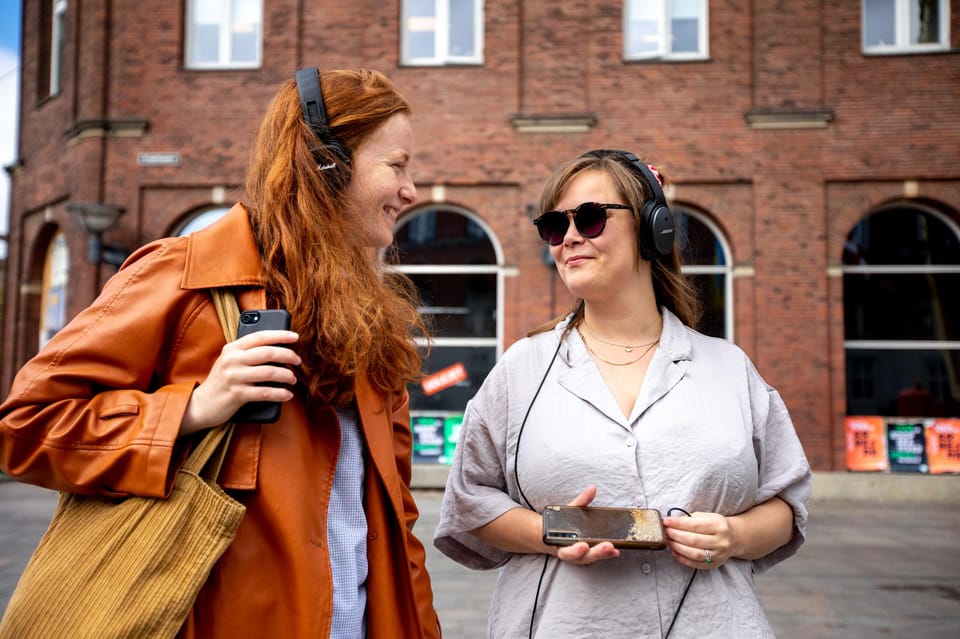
[925,419,960,475]
[845,416,888,472]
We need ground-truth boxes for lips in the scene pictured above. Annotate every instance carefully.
[565,254,591,266]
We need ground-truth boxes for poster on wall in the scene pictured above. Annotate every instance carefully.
[845,416,888,471]
[925,419,960,475]
[886,421,928,473]
[439,415,464,465]
[411,415,446,463]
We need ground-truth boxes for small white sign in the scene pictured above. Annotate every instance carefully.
[138,152,180,166]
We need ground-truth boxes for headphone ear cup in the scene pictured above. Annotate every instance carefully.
[640,201,675,260]
[649,203,675,258]
[313,132,352,189]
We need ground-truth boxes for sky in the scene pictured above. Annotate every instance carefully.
[0,0,21,258]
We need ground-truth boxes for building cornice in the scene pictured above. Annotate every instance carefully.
[65,118,150,141]
[511,114,597,133]
[744,109,834,129]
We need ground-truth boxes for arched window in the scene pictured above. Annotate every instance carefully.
[843,205,960,418]
[39,232,69,348]
[175,206,230,236]
[392,206,503,417]
[675,208,732,340]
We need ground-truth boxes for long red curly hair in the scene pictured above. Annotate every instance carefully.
[243,69,426,406]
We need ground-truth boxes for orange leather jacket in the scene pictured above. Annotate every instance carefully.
[0,205,441,638]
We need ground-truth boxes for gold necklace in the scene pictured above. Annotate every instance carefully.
[579,329,659,366]
[580,324,659,353]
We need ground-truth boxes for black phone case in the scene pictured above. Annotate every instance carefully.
[231,309,292,424]
[542,505,667,550]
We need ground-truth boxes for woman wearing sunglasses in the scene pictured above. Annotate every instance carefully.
[434,149,811,637]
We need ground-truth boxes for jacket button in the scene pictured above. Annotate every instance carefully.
[641,563,652,574]
[368,531,378,541]
[310,537,323,548]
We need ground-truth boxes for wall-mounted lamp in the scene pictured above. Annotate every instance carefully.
[67,202,130,266]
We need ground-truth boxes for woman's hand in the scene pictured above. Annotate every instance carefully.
[662,511,734,570]
[179,329,301,436]
[554,485,621,567]
[662,497,794,570]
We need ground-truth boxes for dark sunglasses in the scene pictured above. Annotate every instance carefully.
[533,202,632,246]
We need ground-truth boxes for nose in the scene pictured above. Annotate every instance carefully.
[400,177,417,206]
[561,212,582,245]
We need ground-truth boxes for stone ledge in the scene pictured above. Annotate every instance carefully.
[412,466,960,503]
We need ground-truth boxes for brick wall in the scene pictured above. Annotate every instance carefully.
[4,1,960,470]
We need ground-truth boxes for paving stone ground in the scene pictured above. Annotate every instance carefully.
[2,480,958,637]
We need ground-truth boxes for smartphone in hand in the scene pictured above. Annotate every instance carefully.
[231,309,292,424]
[542,505,667,550]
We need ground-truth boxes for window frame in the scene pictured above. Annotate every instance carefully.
[401,0,484,66]
[676,208,733,341]
[40,0,68,99]
[842,204,960,416]
[623,0,709,62]
[390,205,506,419]
[184,0,263,70]
[862,0,951,54]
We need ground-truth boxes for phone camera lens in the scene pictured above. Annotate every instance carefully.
[241,312,260,324]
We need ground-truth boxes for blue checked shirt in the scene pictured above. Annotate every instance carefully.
[329,404,368,638]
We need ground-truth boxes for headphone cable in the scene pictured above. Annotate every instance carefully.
[513,338,562,639]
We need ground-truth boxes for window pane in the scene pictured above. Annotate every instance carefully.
[911,0,940,44]
[406,0,437,59]
[448,0,475,56]
[176,208,229,236]
[231,0,260,63]
[395,209,496,264]
[844,273,960,341]
[231,29,258,63]
[627,0,660,55]
[194,25,220,64]
[843,210,960,266]
[688,273,725,338]
[407,32,436,59]
[845,348,960,417]
[408,345,496,412]
[677,212,725,266]
[669,0,700,53]
[409,273,497,338]
[864,0,896,46]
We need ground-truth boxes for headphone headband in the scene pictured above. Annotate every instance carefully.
[581,148,664,202]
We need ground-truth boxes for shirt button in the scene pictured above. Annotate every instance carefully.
[641,563,652,574]
[625,437,635,447]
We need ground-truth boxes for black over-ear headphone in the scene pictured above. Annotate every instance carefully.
[581,149,675,260]
[294,67,351,188]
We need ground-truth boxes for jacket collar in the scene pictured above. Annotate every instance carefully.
[180,203,266,291]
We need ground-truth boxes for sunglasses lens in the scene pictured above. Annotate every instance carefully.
[575,203,607,238]
[535,212,568,245]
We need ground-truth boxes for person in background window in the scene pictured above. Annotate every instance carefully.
[1,68,440,638]
[434,149,811,637]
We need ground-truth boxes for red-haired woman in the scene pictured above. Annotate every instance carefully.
[1,69,440,638]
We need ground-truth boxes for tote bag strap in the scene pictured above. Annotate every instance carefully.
[181,288,241,478]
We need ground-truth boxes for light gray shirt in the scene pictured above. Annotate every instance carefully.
[434,309,812,638]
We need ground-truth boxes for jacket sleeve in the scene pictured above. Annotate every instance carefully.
[390,391,442,638]
[0,239,214,498]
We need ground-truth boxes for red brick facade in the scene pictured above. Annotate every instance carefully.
[4,1,960,470]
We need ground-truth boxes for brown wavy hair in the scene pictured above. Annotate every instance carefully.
[243,69,426,406]
[530,152,701,337]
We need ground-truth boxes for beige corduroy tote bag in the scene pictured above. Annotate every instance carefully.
[0,288,246,639]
